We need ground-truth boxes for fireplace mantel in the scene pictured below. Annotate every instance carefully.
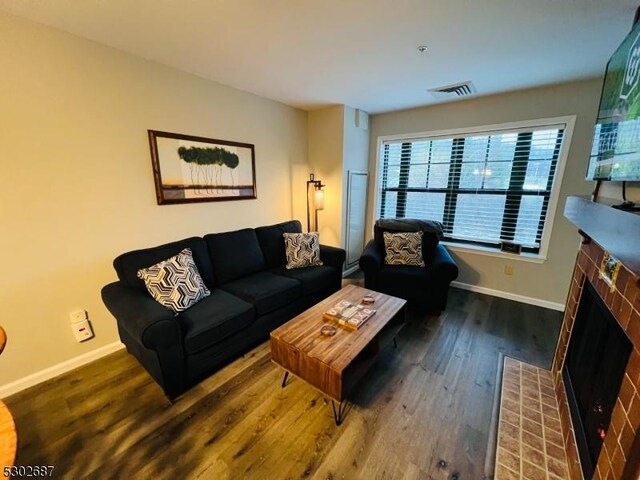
[564,196,640,277]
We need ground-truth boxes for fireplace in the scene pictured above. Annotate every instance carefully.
[553,196,640,480]
[563,282,632,478]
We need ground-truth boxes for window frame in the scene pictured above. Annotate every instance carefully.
[373,116,576,262]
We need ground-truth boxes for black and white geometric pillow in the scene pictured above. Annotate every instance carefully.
[383,231,425,266]
[283,233,324,269]
[137,248,210,313]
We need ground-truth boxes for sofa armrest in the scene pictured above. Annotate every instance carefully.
[431,244,459,283]
[101,282,182,350]
[359,239,383,272]
[359,239,383,290]
[319,244,346,273]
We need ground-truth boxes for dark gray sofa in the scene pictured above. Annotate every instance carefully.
[102,220,345,399]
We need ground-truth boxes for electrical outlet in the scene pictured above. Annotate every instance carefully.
[504,264,514,276]
[71,319,94,342]
[70,310,87,322]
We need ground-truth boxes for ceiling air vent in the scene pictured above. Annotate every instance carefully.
[428,81,477,99]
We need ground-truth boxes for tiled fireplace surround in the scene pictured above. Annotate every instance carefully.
[551,237,640,479]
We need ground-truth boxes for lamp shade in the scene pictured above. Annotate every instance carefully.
[314,189,324,211]
[0,326,5,355]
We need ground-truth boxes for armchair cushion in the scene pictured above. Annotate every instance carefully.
[284,232,323,269]
[383,231,425,266]
[220,272,301,316]
[374,218,443,257]
[137,248,211,313]
[179,289,254,354]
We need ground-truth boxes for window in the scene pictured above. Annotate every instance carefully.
[376,118,574,256]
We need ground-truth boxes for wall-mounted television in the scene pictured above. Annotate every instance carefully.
[587,19,640,181]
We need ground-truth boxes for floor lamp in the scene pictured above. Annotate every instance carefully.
[306,173,325,233]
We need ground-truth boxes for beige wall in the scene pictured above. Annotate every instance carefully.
[0,12,307,388]
[307,105,370,252]
[308,106,345,246]
[367,79,604,306]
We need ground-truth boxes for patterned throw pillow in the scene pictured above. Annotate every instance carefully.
[383,231,425,266]
[283,232,323,269]
[137,248,210,313]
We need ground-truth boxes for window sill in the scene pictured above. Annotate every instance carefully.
[441,241,547,264]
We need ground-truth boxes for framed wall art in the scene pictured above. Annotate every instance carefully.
[148,130,257,205]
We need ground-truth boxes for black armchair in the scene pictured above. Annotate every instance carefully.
[359,219,458,312]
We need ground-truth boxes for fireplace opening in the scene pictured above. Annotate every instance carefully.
[563,281,632,479]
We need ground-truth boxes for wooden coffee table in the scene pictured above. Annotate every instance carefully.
[270,284,406,425]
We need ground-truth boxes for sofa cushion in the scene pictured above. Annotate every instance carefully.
[284,232,323,269]
[255,220,303,268]
[137,248,211,313]
[270,265,337,295]
[383,231,425,266]
[374,219,442,258]
[179,289,255,354]
[378,265,431,300]
[220,272,301,316]
[114,237,215,291]
[204,229,266,284]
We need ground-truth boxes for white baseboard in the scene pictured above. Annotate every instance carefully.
[451,281,565,312]
[0,341,125,399]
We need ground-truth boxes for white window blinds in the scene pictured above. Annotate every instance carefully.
[378,124,567,254]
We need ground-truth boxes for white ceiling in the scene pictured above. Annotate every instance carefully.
[0,0,637,113]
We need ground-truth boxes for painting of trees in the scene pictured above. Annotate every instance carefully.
[177,146,240,194]
[149,130,256,204]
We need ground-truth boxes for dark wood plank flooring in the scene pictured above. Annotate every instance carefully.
[5,288,562,479]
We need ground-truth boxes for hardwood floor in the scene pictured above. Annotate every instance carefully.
[5,288,562,479]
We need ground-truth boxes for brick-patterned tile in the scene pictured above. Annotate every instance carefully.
[606,287,615,310]
[617,298,633,330]
[610,446,625,478]
[495,463,520,480]
[522,406,542,424]
[632,281,640,312]
[627,393,640,430]
[540,392,556,409]
[616,266,631,296]
[545,426,564,448]
[545,441,566,462]
[625,349,640,386]
[522,418,543,437]
[502,397,519,414]
[547,457,569,479]
[497,447,520,474]
[522,459,546,480]
[543,414,562,433]
[609,398,627,437]
[521,443,545,466]
[502,388,519,405]
[522,395,541,412]
[627,309,640,347]
[522,430,544,452]
[539,372,554,389]
[501,407,520,427]
[522,384,540,401]
[540,383,555,398]
[618,419,635,454]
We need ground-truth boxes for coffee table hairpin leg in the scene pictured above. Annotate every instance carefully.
[281,371,290,388]
[331,401,347,426]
